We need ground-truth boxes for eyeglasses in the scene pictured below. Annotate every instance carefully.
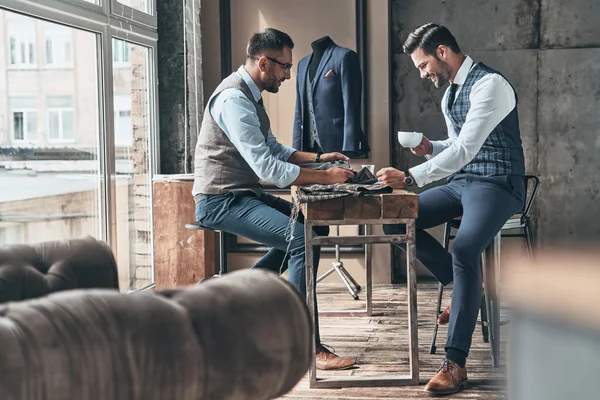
[266,56,293,71]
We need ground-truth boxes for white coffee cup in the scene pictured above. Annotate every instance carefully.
[397,131,423,148]
[361,164,375,173]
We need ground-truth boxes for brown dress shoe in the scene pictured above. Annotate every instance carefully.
[315,344,356,370]
[438,304,451,325]
[424,359,468,396]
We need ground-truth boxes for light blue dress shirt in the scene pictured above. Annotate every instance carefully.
[209,66,300,188]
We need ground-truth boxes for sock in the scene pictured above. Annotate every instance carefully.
[445,348,467,368]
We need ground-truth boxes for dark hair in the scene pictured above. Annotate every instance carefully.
[246,28,294,60]
[402,23,461,56]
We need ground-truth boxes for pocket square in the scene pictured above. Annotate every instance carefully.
[324,69,336,78]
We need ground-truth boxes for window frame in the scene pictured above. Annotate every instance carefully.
[11,108,38,143]
[6,19,37,69]
[0,0,159,292]
[46,101,75,142]
[43,23,74,68]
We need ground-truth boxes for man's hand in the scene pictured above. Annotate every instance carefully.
[326,167,355,184]
[321,152,350,163]
[376,167,406,189]
[411,136,433,157]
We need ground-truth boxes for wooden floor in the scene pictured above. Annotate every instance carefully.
[278,283,507,399]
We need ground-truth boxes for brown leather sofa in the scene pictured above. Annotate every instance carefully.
[0,269,311,400]
[0,236,119,302]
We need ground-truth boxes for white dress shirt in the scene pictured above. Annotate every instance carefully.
[410,56,517,187]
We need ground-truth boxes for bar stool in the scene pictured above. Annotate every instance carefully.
[316,225,362,300]
[429,175,540,367]
[185,222,228,281]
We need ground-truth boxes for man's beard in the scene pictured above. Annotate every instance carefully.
[432,60,451,88]
[263,76,281,93]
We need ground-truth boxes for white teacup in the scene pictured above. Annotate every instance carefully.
[397,131,423,148]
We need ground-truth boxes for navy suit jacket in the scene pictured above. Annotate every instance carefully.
[293,42,369,157]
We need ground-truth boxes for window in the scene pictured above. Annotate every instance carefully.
[116,0,150,14]
[114,95,133,146]
[112,38,130,67]
[7,20,36,68]
[44,23,73,67]
[0,224,25,246]
[11,97,38,142]
[47,96,75,141]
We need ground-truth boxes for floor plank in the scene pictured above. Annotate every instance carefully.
[278,283,507,399]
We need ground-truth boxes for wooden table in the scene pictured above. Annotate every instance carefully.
[292,186,420,388]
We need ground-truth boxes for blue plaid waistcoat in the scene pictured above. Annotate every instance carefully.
[445,63,525,177]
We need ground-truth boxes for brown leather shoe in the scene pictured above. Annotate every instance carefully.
[424,359,468,396]
[438,304,451,325]
[315,344,356,370]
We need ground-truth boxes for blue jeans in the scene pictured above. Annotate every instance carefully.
[384,174,524,356]
[196,190,329,343]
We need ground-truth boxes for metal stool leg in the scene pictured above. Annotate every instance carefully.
[523,217,534,259]
[316,225,361,300]
[480,290,489,343]
[430,222,453,354]
[483,234,501,367]
[217,230,228,276]
[430,282,444,354]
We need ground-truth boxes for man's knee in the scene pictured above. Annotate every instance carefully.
[452,237,483,272]
[383,223,406,235]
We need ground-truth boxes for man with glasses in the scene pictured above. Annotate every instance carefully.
[192,28,356,370]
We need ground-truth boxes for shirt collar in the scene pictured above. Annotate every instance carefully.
[452,55,474,85]
[236,65,262,103]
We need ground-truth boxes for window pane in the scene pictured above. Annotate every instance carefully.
[112,39,153,290]
[9,38,16,64]
[48,111,59,139]
[116,0,151,15]
[63,111,75,139]
[27,111,37,140]
[13,112,24,140]
[45,39,53,64]
[0,11,102,259]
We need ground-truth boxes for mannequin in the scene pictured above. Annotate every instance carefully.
[293,36,369,157]
[309,36,332,82]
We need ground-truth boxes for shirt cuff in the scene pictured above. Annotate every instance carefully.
[425,141,445,160]
[278,164,301,188]
[409,164,431,187]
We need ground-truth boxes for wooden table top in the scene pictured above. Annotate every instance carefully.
[291,186,419,221]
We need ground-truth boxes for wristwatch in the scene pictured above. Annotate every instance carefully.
[316,152,322,163]
[403,170,414,187]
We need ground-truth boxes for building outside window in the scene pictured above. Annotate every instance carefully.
[43,23,73,68]
[11,97,38,142]
[0,0,158,292]
[112,38,130,67]
[114,94,133,147]
[7,19,36,68]
[47,96,75,141]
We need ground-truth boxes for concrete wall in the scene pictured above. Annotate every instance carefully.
[391,0,600,248]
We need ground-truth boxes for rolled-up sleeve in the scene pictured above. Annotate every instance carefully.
[213,92,300,187]
[266,131,297,162]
